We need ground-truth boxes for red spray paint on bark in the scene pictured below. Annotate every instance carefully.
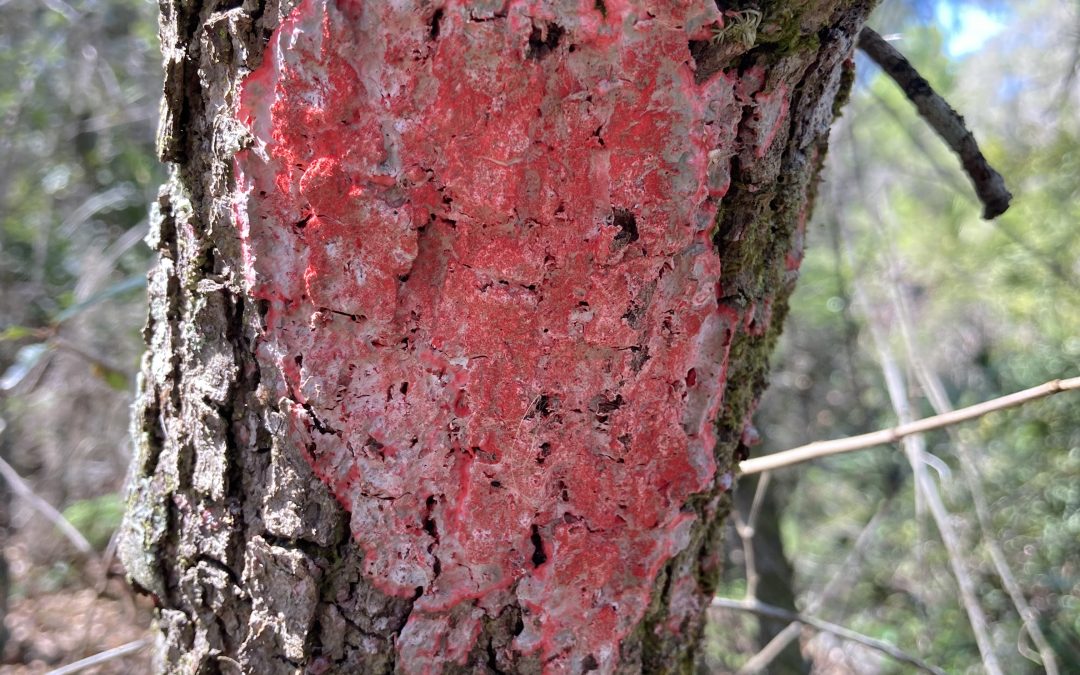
[234,0,780,670]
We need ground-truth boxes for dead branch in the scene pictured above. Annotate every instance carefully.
[888,282,1061,674]
[710,597,946,675]
[739,376,1080,475]
[0,452,93,555]
[45,638,149,675]
[857,27,1012,219]
[874,346,1004,675]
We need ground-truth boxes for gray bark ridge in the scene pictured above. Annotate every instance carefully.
[119,0,874,672]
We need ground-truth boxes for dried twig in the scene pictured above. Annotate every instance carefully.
[887,283,1061,675]
[45,638,149,675]
[732,472,772,601]
[0,453,93,555]
[711,597,946,675]
[739,376,1080,475]
[739,496,895,673]
[874,346,1004,675]
[857,27,1012,219]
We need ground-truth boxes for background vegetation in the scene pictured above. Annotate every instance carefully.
[0,0,1076,672]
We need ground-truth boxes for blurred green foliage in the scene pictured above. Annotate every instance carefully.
[708,1,1080,672]
[0,0,159,606]
[61,493,126,551]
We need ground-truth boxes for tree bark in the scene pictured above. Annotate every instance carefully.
[119,0,874,672]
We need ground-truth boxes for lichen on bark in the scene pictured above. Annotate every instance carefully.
[120,0,874,672]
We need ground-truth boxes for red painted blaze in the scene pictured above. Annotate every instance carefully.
[235,0,765,670]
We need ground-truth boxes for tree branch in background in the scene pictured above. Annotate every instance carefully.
[710,598,946,675]
[885,279,1061,674]
[732,472,772,603]
[0,452,93,556]
[738,496,896,673]
[857,27,1013,219]
[740,376,1080,475]
[44,638,149,675]
[872,345,1005,675]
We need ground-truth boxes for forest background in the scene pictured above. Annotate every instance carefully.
[0,0,1076,672]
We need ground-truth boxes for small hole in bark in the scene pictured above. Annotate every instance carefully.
[423,495,438,536]
[526,22,564,60]
[592,394,625,424]
[686,368,697,387]
[294,354,303,368]
[400,382,409,395]
[611,208,638,249]
[472,446,498,463]
[530,524,547,567]
[398,273,410,282]
[294,214,312,230]
[513,614,525,636]
[490,480,502,488]
[536,442,552,464]
[582,654,599,672]
[594,0,607,17]
[526,394,557,419]
[364,436,385,457]
[429,8,444,40]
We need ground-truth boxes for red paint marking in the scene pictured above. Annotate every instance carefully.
[234,0,763,670]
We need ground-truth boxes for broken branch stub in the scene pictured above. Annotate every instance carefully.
[857,27,1013,220]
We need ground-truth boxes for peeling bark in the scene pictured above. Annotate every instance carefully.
[120,0,874,672]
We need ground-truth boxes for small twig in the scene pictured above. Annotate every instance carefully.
[857,27,1012,219]
[45,638,149,675]
[888,282,1061,674]
[740,494,896,673]
[737,622,802,674]
[739,376,1080,475]
[732,508,760,602]
[0,454,93,555]
[744,471,771,533]
[874,346,1004,675]
[732,474,770,600]
[710,598,946,675]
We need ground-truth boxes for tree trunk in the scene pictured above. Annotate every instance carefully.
[119,0,874,672]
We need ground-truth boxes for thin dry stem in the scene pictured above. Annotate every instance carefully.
[739,376,1080,475]
[711,598,946,675]
[875,346,1004,675]
[857,27,1012,219]
[0,452,93,555]
[45,638,149,675]
[739,495,895,672]
[888,282,1060,675]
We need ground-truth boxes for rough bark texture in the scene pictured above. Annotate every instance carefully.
[119,0,873,672]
